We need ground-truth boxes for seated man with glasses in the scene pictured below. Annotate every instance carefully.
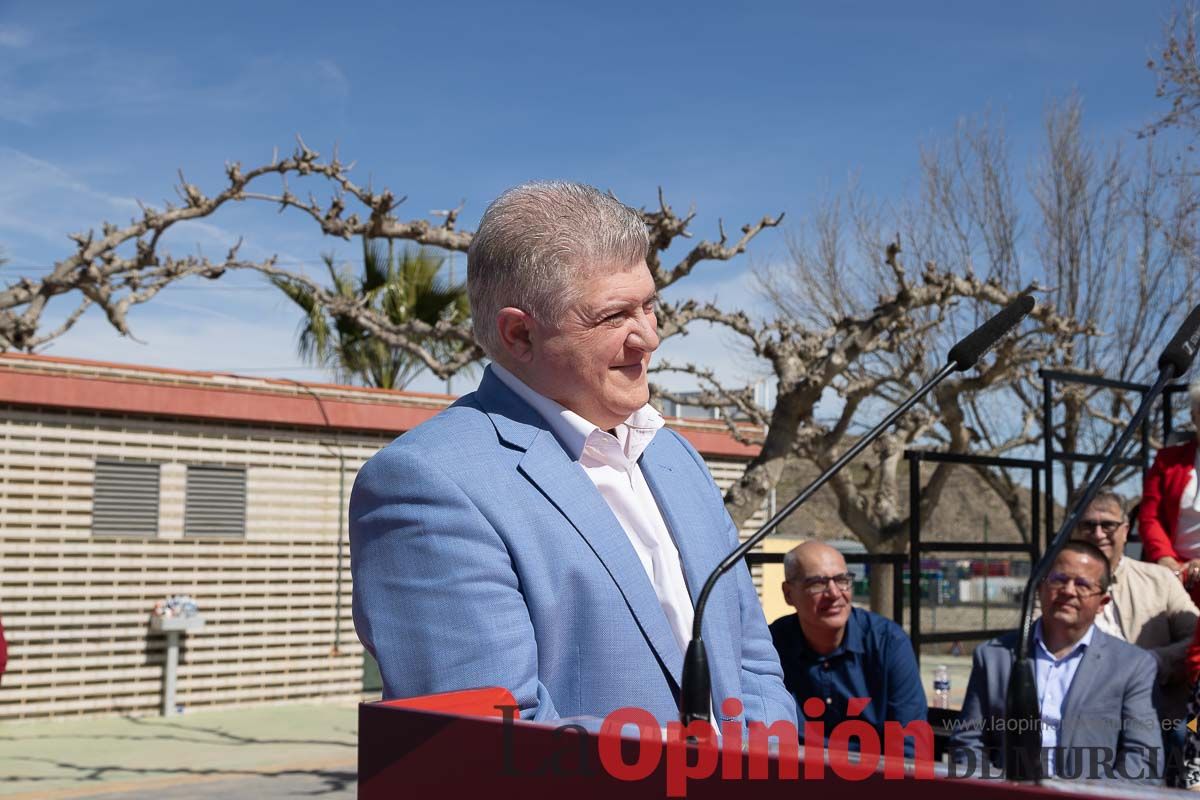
[769,541,926,754]
[949,541,1162,782]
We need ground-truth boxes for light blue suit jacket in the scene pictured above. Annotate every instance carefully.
[350,366,796,728]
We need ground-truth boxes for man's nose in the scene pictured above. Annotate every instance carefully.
[628,311,660,352]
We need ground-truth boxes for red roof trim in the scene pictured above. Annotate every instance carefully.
[0,370,437,435]
[678,427,759,458]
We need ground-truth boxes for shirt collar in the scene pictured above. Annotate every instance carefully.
[491,362,663,463]
[840,608,866,654]
[1033,619,1095,662]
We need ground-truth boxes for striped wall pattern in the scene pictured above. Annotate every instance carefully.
[0,403,766,721]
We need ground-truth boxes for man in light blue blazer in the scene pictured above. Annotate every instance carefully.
[350,181,796,729]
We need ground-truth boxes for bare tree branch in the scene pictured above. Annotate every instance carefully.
[640,187,783,289]
[3,143,777,380]
[650,360,769,445]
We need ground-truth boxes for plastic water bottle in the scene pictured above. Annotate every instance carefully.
[933,665,951,709]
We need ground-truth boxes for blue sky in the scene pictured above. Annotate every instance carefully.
[0,0,1182,393]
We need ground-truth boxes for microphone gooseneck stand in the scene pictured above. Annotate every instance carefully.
[680,294,1036,726]
[1004,302,1200,781]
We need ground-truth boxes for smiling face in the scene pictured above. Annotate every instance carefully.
[513,260,660,429]
[782,543,852,642]
[1071,497,1128,568]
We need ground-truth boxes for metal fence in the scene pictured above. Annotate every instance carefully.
[1039,368,1189,538]
[904,450,1041,665]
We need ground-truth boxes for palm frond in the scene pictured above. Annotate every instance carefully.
[271,239,476,389]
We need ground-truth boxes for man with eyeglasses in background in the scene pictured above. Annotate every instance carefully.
[769,541,927,754]
[1070,490,1197,785]
[949,541,1162,781]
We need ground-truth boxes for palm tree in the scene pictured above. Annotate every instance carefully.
[272,238,472,389]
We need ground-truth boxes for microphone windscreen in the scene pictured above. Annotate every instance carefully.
[947,294,1035,372]
[1158,303,1200,377]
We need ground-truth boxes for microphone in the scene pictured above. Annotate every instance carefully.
[1158,303,1200,376]
[948,294,1035,371]
[1004,302,1200,781]
[679,294,1035,726]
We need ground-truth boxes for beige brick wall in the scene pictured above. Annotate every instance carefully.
[0,405,386,719]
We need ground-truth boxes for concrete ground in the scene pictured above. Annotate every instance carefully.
[0,702,357,800]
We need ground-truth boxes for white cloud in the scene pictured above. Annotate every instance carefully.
[0,147,139,245]
[0,25,32,48]
[192,56,352,114]
[0,28,175,125]
[0,86,61,125]
[38,299,318,379]
[315,59,350,98]
[0,146,311,275]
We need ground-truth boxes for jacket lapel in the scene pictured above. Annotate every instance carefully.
[639,436,737,704]
[639,437,723,609]
[475,368,685,689]
[1059,633,1105,750]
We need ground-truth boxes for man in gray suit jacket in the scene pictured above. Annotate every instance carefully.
[949,541,1163,782]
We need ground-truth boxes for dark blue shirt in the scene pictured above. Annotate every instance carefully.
[769,607,927,755]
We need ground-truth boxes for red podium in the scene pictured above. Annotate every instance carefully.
[359,689,1157,799]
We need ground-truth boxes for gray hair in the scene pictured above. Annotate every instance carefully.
[1087,489,1127,521]
[782,547,802,583]
[467,181,650,359]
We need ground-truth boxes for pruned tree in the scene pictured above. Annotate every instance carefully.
[1147,3,1200,146]
[653,225,1085,612]
[0,140,780,377]
[0,142,478,373]
[650,97,1195,614]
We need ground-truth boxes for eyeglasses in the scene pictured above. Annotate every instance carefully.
[796,573,853,596]
[1075,519,1124,535]
[1043,571,1106,597]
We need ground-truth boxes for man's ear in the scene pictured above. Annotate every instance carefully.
[496,307,535,363]
[1098,593,1111,608]
[781,581,797,609]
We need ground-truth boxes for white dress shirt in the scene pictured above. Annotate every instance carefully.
[1033,620,1094,777]
[492,364,697,658]
[1175,450,1200,559]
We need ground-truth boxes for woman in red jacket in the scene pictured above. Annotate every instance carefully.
[1139,391,1200,583]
